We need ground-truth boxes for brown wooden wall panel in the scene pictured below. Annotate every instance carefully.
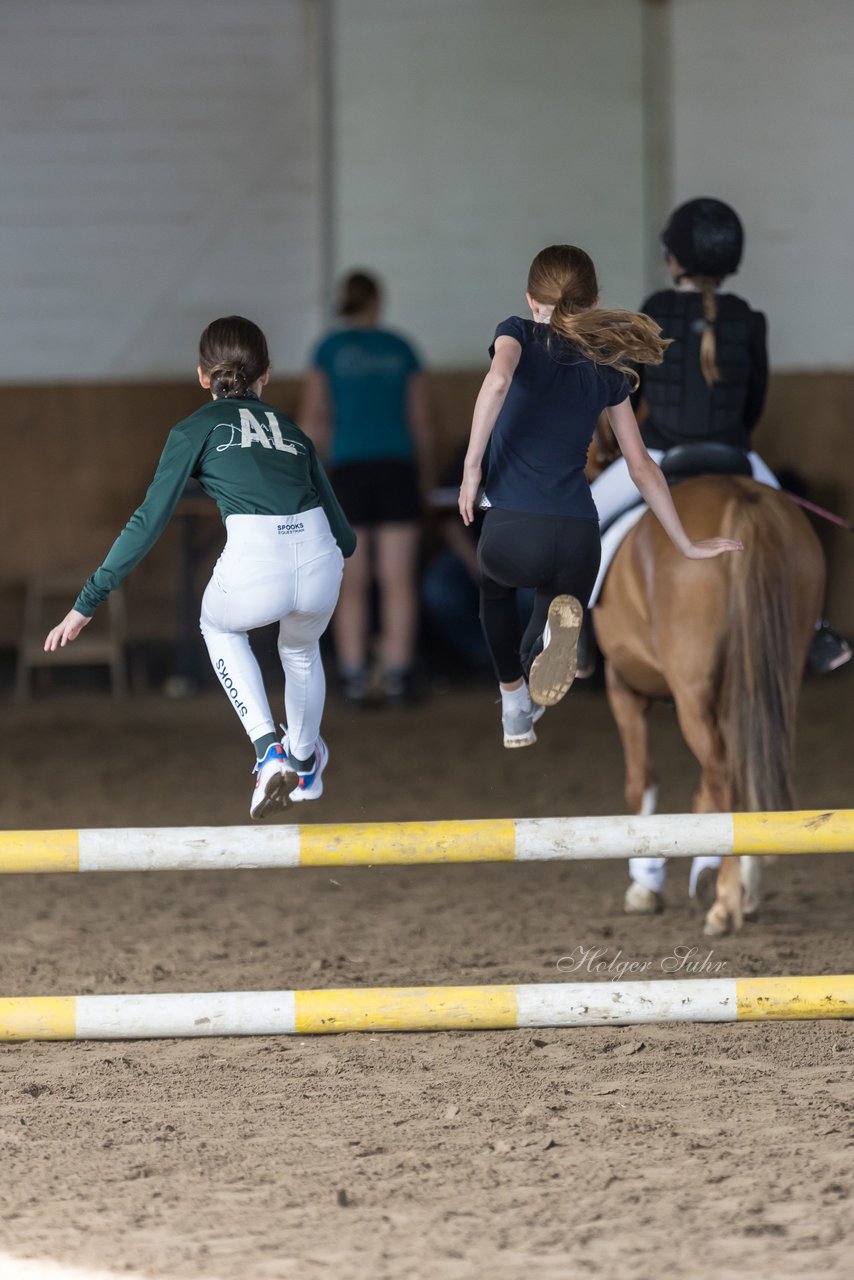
[1,372,852,646]
[754,373,853,636]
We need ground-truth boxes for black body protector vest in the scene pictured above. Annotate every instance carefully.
[638,290,767,453]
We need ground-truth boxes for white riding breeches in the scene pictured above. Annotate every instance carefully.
[200,511,343,761]
[591,449,780,529]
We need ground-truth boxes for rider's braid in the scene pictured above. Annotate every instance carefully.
[696,277,720,387]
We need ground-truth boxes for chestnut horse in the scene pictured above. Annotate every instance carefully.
[593,474,824,935]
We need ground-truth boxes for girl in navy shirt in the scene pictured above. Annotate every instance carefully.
[459,244,742,748]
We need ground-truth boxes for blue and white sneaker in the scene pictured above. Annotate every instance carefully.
[281,733,329,803]
[250,742,295,821]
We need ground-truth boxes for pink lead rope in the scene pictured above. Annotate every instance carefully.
[784,491,854,533]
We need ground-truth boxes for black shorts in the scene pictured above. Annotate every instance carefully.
[329,459,421,527]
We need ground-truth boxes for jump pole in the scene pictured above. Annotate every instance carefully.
[2,976,852,1040]
[1,810,852,874]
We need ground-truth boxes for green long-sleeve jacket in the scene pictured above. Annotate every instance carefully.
[75,396,356,616]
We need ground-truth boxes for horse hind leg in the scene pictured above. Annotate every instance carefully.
[603,661,662,914]
[705,855,761,933]
[670,682,744,936]
[741,857,761,921]
[605,661,657,813]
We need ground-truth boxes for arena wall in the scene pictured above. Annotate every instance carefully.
[2,372,851,649]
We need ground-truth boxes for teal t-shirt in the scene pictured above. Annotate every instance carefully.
[312,327,421,465]
[74,395,356,616]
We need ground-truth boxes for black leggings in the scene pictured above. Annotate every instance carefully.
[478,508,601,683]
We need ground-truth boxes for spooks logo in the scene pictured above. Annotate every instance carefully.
[216,658,248,717]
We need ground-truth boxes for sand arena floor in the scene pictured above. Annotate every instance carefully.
[1,675,852,1279]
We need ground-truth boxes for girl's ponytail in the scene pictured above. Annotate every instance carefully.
[696,277,720,387]
[528,245,670,391]
[550,294,670,392]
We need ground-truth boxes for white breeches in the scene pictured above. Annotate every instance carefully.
[591,450,780,528]
[200,511,343,761]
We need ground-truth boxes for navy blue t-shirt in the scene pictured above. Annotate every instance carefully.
[484,316,629,519]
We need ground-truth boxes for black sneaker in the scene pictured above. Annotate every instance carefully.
[807,622,852,675]
[340,668,368,708]
[382,667,421,707]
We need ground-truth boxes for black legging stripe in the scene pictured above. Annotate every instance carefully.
[477,508,601,684]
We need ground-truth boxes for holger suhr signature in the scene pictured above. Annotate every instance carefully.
[556,945,727,982]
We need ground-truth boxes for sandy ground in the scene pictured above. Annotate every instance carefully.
[1,674,852,1280]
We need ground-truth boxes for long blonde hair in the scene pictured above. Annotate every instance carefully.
[528,245,670,390]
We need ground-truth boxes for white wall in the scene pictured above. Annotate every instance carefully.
[669,0,854,370]
[332,0,647,368]
[0,0,323,381]
[4,1,852,380]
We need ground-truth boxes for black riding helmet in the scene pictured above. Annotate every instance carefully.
[661,198,744,278]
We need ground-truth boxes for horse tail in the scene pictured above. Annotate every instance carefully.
[719,485,800,812]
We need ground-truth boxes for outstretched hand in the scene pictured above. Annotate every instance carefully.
[683,537,744,560]
[44,609,91,651]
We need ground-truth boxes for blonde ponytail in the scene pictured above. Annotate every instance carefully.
[550,297,670,392]
[696,278,720,386]
[526,245,670,391]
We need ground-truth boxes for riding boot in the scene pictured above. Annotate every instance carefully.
[807,621,852,675]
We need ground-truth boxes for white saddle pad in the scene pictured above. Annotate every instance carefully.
[589,505,647,607]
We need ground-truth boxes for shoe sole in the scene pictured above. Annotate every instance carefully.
[504,728,537,748]
[251,768,297,821]
[529,596,584,707]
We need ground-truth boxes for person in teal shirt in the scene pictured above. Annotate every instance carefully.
[45,316,355,820]
[300,271,432,706]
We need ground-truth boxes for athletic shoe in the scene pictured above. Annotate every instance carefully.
[250,742,294,821]
[807,622,852,674]
[528,595,584,707]
[340,668,368,709]
[288,736,329,803]
[383,666,421,707]
[503,701,546,748]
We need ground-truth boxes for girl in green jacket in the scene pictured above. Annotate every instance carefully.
[45,316,356,819]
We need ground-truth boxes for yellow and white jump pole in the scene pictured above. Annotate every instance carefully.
[1,810,852,873]
[2,976,853,1040]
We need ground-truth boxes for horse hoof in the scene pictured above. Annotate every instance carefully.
[703,904,731,937]
[624,883,663,915]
